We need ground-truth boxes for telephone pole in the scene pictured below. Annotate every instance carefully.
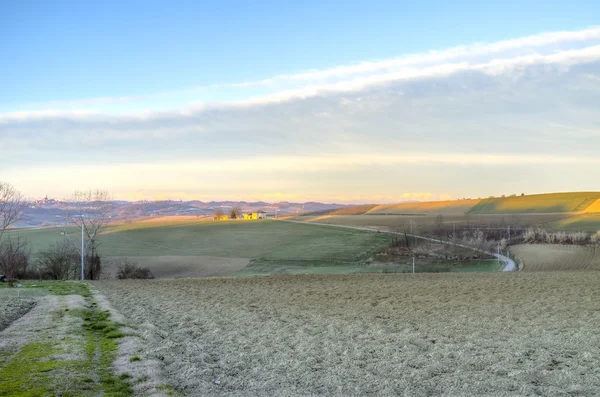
[81,222,85,280]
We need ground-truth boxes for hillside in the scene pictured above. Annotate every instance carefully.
[366,199,481,215]
[468,192,600,214]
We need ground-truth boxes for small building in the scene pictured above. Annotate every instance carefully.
[214,215,229,221]
[243,211,267,220]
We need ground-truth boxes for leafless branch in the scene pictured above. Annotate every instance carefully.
[0,182,27,241]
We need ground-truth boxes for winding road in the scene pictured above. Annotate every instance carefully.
[283,220,517,271]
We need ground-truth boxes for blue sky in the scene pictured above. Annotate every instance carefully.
[2,0,599,107]
[1,1,600,202]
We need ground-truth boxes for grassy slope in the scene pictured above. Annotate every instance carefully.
[545,213,600,232]
[367,199,481,215]
[10,220,393,275]
[468,192,600,214]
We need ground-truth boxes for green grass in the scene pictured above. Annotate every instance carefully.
[0,283,133,396]
[9,219,393,263]
[0,280,90,297]
[7,219,509,276]
[468,192,600,214]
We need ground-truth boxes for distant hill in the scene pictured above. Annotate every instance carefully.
[18,199,352,228]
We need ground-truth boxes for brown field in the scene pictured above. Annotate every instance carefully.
[510,244,600,271]
[104,255,249,278]
[95,272,600,396]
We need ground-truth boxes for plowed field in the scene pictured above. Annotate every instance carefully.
[95,272,600,396]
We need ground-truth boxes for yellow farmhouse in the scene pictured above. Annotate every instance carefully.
[242,210,267,220]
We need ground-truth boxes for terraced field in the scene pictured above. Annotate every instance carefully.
[510,244,600,271]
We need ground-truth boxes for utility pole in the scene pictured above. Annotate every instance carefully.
[497,242,500,263]
[412,256,415,274]
[81,222,85,281]
[508,225,511,240]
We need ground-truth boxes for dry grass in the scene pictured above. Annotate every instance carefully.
[510,244,600,271]
[95,272,600,396]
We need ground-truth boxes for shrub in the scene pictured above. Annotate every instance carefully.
[116,259,154,279]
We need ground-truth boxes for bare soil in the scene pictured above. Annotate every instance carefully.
[0,297,36,331]
[95,272,600,396]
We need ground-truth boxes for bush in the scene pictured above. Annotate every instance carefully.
[37,240,80,280]
[116,259,154,279]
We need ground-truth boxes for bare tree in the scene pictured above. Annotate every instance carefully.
[67,189,112,279]
[0,182,27,241]
[229,206,242,219]
[37,239,80,280]
[214,208,225,220]
[0,235,29,280]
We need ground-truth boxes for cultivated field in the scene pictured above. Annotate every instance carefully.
[546,213,600,232]
[95,272,600,396]
[294,213,570,233]
[510,244,600,271]
[468,192,600,214]
[367,199,481,215]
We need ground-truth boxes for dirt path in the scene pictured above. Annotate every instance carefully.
[283,220,517,271]
[0,282,174,396]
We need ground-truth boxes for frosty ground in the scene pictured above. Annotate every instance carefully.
[95,272,600,396]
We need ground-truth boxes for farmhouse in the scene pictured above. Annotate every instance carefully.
[243,211,267,220]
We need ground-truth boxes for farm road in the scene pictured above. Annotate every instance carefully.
[282,220,517,271]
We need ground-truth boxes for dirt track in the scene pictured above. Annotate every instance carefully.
[96,272,600,396]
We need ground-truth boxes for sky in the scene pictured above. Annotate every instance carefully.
[1,0,600,203]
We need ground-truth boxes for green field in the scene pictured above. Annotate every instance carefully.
[7,219,508,277]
